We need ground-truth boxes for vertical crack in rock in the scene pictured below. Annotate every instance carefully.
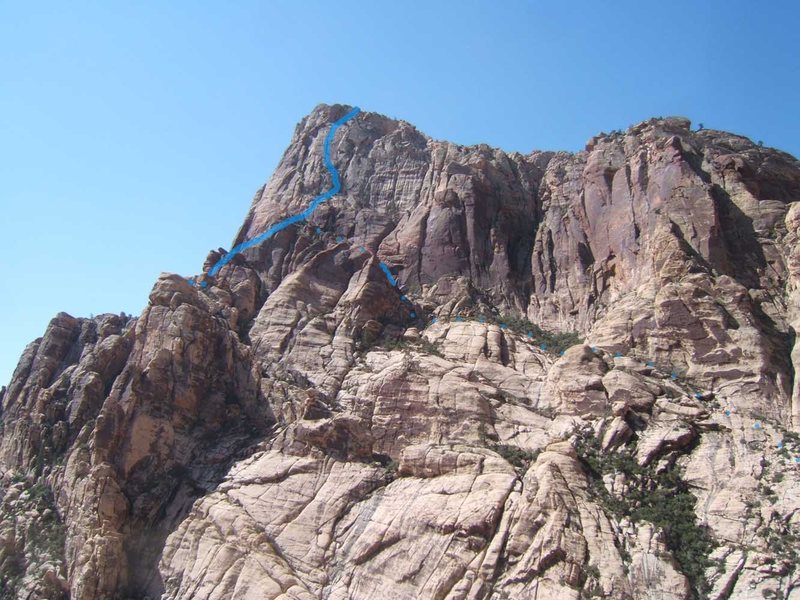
[3,106,800,599]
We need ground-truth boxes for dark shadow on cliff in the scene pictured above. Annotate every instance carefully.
[123,361,275,599]
[710,183,767,290]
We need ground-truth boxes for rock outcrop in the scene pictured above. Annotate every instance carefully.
[2,104,800,599]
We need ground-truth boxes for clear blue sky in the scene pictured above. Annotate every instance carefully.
[1,1,798,386]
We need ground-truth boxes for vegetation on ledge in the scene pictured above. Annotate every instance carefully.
[574,431,717,599]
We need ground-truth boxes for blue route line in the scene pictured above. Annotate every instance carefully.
[190,105,418,321]
[378,261,398,287]
[205,106,362,278]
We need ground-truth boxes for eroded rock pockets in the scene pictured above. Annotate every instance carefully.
[2,106,800,599]
[157,336,800,600]
[2,276,275,599]
[208,105,800,431]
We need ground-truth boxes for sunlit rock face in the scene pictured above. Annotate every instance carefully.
[2,105,800,599]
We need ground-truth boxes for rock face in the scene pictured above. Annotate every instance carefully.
[2,104,800,599]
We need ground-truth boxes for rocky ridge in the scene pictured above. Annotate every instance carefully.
[2,104,800,599]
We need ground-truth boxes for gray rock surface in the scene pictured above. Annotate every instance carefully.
[2,104,800,599]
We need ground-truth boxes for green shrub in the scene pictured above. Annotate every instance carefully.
[418,338,444,357]
[575,431,716,599]
[761,517,799,564]
[0,478,66,598]
[784,431,800,445]
[384,460,400,483]
[491,444,541,475]
[383,337,443,357]
[494,312,582,354]
[383,338,411,352]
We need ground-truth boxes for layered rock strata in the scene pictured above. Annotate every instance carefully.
[2,104,800,599]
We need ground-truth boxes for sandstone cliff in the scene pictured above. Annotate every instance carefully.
[2,104,800,599]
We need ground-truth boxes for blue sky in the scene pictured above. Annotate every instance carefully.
[1,0,798,385]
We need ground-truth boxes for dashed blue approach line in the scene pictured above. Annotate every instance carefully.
[206,106,362,278]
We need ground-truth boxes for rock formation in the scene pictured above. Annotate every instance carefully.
[2,104,800,599]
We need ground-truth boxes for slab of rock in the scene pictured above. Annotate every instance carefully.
[2,105,800,599]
